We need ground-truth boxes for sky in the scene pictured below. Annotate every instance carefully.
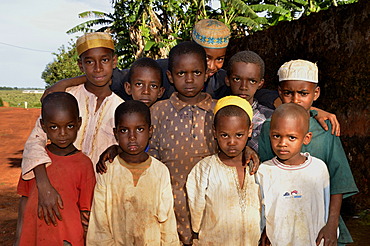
[0,0,114,88]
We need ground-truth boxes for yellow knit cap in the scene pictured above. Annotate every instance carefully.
[278,59,318,83]
[192,19,230,49]
[76,32,115,56]
[214,96,253,122]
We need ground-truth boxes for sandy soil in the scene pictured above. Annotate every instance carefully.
[0,107,368,245]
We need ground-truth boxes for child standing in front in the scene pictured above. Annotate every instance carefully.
[186,96,262,245]
[15,92,96,246]
[225,51,273,151]
[258,60,358,245]
[148,41,218,244]
[87,100,179,245]
[257,103,330,246]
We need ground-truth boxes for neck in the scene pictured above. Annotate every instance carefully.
[277,154,307,166]
[119,152,149,165]
[218,152,245,168]
[47,143,77,156]
[177,92,205,105]
[84,81,112,98]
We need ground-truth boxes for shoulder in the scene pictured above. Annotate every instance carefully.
[255,102,274,118]
[191,155,216,173]
[151,99,172,111]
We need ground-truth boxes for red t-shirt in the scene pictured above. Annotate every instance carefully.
[17,148,96,246]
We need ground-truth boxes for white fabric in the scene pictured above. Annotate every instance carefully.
[256,153,330,246]
[86,156,180,246]
[186,154,262,246]
[21,84,123,179]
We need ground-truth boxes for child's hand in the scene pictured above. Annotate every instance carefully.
[80,210,90,236]
[259,228,271,246]
[37,182,63,226]
[243,146,260,175]
[312,107,340,136]
[96,144,121,174]
[316,222,338,245]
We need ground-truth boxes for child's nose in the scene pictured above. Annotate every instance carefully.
[142,85,150,95]
[239,80,248,90]
[94,62,103,72]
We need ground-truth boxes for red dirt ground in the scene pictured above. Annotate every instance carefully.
[0,107,368,245]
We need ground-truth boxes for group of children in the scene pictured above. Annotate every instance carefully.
[15,18,357,246]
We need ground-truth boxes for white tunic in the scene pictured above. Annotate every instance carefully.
[21,84,123,179]
[86,156,180,246]
[186,154,262,246]
[256,153,330,246]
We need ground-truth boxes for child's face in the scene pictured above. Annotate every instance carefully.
[214,115,252,160]
[204,47,227,77]
[78,47,117,88]
[114,112,152,163]
[166,53,207,104]
[226,62,264,105]
[278,80,320,111]
[124,67,164,107]
[41,109,81,155]
[270,115,312,165]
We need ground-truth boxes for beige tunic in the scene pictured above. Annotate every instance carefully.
[148,92,218,244]
[86,156,180,246]
[21,84,123,179]
[187,154,262,246]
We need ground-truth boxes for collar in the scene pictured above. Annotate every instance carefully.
[169,92,214,112]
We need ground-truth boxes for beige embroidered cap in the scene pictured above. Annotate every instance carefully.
[278,59,318,83]
[192,19,230,49]
[76,32,115,56]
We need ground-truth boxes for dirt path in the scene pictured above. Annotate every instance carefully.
[0,107,40,245]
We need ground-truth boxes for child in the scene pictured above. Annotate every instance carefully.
[257,103,330,245]
[124,57,165,107]
[225,51,273,151]
[16,92,96,246]
[86,100,179,245]
[148,41,219,244]
[258,59,358,245]
[20,32,123,225]
[186,96,262,245]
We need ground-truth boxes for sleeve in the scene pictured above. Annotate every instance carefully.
[78,157,96,211]
[86,171,115,246]
[17,174,34,197]
[255,171,266,232]
[258,120,275,162]
[148,107,160,159]
[185,159,211,233]
[321,161,331,223]
[21,116,51,180]
[158,165,180,245]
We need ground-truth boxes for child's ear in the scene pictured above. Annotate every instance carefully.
[112,54,118,69]
[40,119,47,133]
[212,125,217,139]
[225,76,231,86]
[157,87,165,99]
[149,125,153,138]
[258,79,264,89]
[313,86,320,101]
[247,123,253,138]
[77,59,84,73]
[77,117,82,131]
[113,128,118,142]
[166,70,174,85]
[124,82,132,95]
[303,132,312,145]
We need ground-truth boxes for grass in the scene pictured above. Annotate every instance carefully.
[0,90,42,108]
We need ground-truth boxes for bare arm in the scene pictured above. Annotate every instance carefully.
[311,107,340,136]
[316,194,342,246]
[96,145,121,174]
[34,164,63,226]
[14,196,28,246]
[41,75,87,101]
[243,146,260,175]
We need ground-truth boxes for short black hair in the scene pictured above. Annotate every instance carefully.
[114,100,151,127]
[214,105,251,128]
[168,41,207,72]
[271,103,310,133]
[227,51,265,78]
[128,57,163,86]
[41,92,79,120]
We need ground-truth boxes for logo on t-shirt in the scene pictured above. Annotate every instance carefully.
[283,190,302,199]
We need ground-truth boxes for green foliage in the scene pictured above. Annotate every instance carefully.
[41,41,83,88]
[0,90,42,108]
[65,0,358,68]
[0,97,3,107]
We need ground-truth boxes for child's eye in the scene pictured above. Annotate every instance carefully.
[137,128,144,133]
[233,77,240,82]
[120,129,128,133]
[194,71,201,76]
[220,133,228,138]
[289,136,297,140]
[177,71,185,76]
[299,92,309,96]
[135,82,143,87]
[67,125,74,129]
[283,91,292,96]
[50,126,57,130]
[272,134,280,139]
[102,58,109,63]
[150,84,159,89]
[236,133,244,138]
[216,57,224,62]
[250,80,257,84]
